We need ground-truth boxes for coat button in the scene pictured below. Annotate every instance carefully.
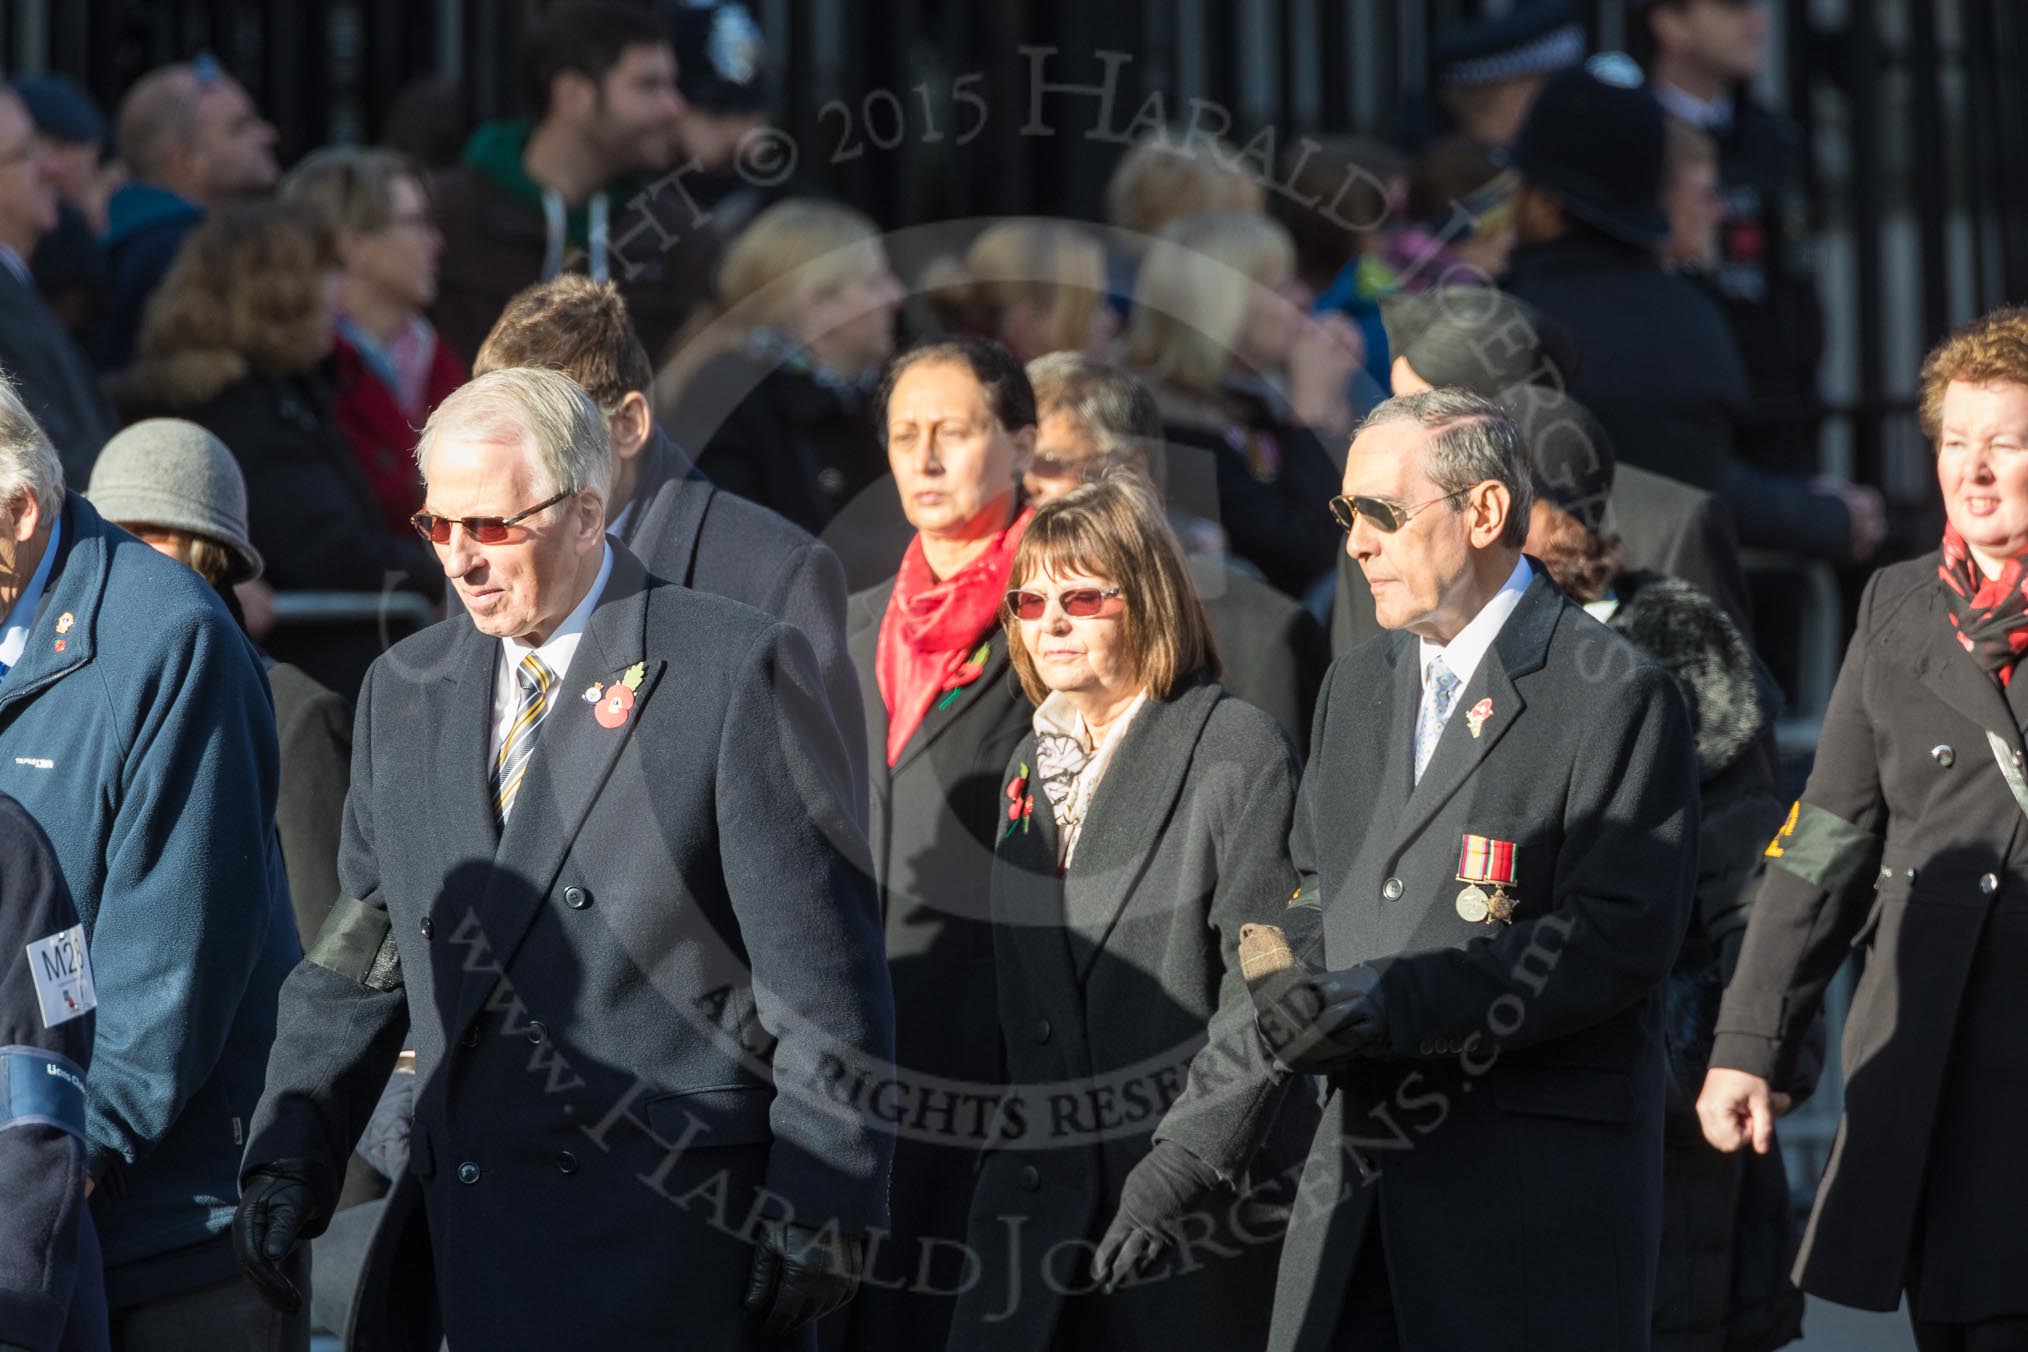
[457,1162,480,1185]
[527,1021,547,1045]
[460,1026,479,1049]
[562,886,590,909]
[1932,744,1956,767]
[1032,1018,1051,1044]
[419,916,434,939]
[1982,873,2000,895]
[1017,1165,1041,1192]
[556,1150,579,1175]
[1382,877,1404,901]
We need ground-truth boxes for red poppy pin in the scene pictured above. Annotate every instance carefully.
[1003,762,1033,839]
[585,661,646,730]
[1466,697,1494,738]
[936,641,993,712]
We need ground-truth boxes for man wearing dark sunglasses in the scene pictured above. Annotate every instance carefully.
[235,367,895,1350]
[1262,388,1699,1351]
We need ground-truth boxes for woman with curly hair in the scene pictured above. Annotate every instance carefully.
[108,200,438,686]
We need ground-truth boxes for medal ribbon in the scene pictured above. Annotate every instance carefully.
[1457,835,1518,886]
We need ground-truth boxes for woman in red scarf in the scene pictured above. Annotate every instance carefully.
[1698,306,2028,1352]
[842,335,1036,1352]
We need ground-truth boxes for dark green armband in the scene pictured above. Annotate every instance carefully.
[306,896,403,992]
[1762,800,1880,896]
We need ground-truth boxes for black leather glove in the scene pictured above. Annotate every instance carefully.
[742,1219,866,1337]
[1257,965,1387,1071]
[1091,1139,1223,1291]
[232,1159,324,1313]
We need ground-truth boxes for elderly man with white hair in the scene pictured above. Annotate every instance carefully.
[0,373,298,1347]
[233,367,896,1350]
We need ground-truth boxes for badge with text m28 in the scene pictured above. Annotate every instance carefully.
[25,924,96,1029]
[1456,834,1518,925]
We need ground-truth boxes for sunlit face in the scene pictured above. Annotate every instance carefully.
[1013,560,1134,702]
[343,174,442,313]
[1234,267,1310,375]
[886,360,1033,541]
[422,432,606,643]
[1341,419,1477,637]
[797,245,905,379]
[1025,410,1112,505]
[191,78,279,200]
[588,44,686,174]
[1937,379,2028,573]
[0,95,58,249]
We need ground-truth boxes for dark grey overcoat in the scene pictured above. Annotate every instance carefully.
[1272,563,1699,1352]
[951,678,1311,1351]
[242,543,896,1350]
[1711,553,2028,1324]
[839,578,1036,1352]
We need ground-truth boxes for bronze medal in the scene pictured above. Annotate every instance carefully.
[1485,887,1515,924]
[1455,884,1490,924]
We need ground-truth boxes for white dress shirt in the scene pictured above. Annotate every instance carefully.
[0,514,61,678]
[1416,555,1532,719]
[487,543,614,764]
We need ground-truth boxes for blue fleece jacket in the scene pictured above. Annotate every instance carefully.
[0,493,296,1297]
[94,183,203,372]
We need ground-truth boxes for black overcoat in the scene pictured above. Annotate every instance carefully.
[615,428,865,814]
[242,544,896,1350]
[1271,564,1699,1352]
[952,679,1310,1351]
[1711,553,2028,1324]
[838,579,1034,1352]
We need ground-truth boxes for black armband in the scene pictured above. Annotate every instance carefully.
[306,896,403,992]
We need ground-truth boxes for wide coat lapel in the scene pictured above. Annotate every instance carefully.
[1060,679,1219,983]
[1390,569,1559,853]
[891,631,1016,776]
[617,430,711,585]
[452,550,663,1035]
[1916,584,2026,756]
[431,616,506,868]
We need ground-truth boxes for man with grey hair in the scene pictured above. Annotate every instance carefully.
[0,373,299,1346]
[1023,352,1329,748]
[1256,387,1699,1350]
[234,368,896,1349]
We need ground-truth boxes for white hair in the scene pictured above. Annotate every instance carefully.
[0,369,65,523]
[415,366,613,502]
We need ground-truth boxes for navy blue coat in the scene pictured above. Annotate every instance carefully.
[0,493,295,1302]
[1270,564,1699,1352]
[244,542,896,1349]
[613,428,865,814]
[0,794,107,1352]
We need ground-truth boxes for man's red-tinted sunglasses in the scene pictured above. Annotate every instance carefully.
[410,489,572,545]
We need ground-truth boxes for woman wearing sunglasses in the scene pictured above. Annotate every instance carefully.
[950,470,1308,1351]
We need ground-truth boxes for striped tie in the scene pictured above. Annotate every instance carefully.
[493,654,556,827]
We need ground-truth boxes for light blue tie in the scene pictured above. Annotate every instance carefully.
[1414,654,1460,783]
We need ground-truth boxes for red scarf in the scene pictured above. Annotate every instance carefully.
[1939,522,2028,685]
[877,506,1034,765]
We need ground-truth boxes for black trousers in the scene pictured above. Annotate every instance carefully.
[1338,1211,1400,1352]
[109,1251,309,1352]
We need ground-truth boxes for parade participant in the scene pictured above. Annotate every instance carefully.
[840,335,1037,1352]
[0,795,107,1352]
[232,367,895,1348]
[1022,352,1329,749]
[953,471,1307,1351]
[1264,388,1698,1351]
[1699,306,2028,1350]
[473,274,863,809]
[0,374,298,1350]
[1511,389,1802,1351]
